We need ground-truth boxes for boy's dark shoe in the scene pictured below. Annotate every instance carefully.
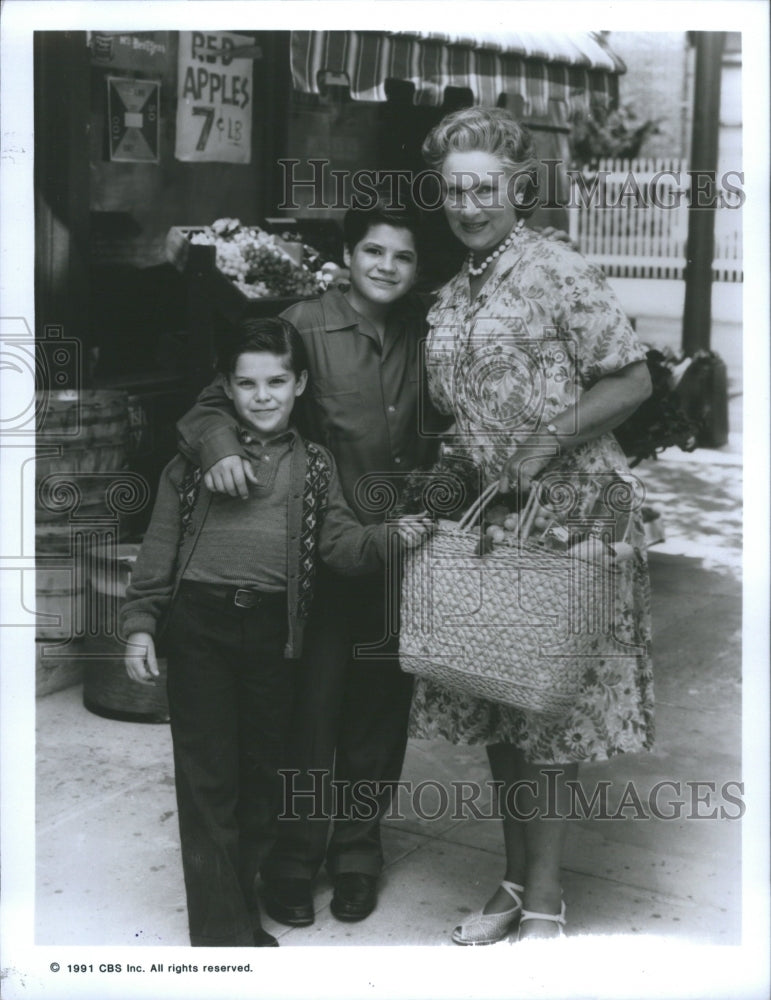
[249,904,280,946]
[330,873,378,922]
[253,927,280,947]
[263,877,315,926]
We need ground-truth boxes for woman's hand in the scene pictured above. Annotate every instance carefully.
[125,632,159,686]
[395,514,436,550]
[498,450,553,495]
[204,456,259,499]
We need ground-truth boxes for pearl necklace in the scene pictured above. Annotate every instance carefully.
[467,219,525,277]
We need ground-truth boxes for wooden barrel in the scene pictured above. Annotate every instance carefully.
[36,639,86,697]
[83,648,169,724]
[82,542,169,724]
[37,388,128,442]
[36,390,130,554]
[35,564,86,641]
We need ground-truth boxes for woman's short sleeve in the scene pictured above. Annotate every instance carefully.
[560,251,647,387]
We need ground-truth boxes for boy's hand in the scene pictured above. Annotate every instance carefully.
[395,514,435,550]
[125,632,159,686]
[204,456,259,499]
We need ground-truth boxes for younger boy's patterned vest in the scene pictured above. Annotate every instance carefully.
[177,441,331,622]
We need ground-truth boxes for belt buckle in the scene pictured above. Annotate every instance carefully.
[233,588,258,609]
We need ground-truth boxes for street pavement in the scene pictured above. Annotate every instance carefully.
[30,306,765,997]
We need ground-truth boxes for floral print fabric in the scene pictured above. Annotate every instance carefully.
[407,229,655,764]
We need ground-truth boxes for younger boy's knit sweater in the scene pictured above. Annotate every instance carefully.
[120,429,388,659]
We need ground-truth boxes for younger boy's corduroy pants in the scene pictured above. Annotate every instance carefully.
[164,581,297,947]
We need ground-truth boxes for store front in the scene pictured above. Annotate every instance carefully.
[31,27,625,697]
[34,27,625,517]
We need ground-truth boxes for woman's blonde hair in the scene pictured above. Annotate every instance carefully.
[422,107,539,214]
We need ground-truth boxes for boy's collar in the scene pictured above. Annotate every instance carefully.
[321,287,360,331]
[321,285,419,333]
[237,425,299,448]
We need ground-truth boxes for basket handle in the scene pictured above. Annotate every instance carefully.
[514,487,541,542]
[456,478,544,537]
[457,480,500,532]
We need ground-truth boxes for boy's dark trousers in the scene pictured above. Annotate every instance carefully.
[262,567,414,883]
[165,581,298,947]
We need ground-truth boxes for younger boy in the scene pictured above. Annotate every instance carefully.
[123,317,429,947]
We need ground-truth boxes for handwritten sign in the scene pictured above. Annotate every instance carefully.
[175,31,253,164]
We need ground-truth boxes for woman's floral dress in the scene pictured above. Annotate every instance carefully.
[408,228,655,764]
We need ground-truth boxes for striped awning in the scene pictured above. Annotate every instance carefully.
[290,30,624,114]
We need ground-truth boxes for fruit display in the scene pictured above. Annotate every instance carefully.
[188,218,345,299]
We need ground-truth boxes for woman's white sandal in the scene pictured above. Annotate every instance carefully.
[516,900,567,940]
[451,881,524,945]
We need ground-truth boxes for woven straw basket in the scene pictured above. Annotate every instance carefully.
[399,483,622,720]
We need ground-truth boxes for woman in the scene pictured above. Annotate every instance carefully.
[408,107,655,942]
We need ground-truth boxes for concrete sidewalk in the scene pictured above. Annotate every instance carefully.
[35,440,744,950]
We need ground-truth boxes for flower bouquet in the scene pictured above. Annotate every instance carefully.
[188,217,346,299]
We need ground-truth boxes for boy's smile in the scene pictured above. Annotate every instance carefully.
[345,223,418,313]
[224,351,308,441]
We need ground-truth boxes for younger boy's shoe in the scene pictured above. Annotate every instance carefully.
[263,877,314,926]
[249,902,280,945]
[253,927,280,947]
[330,873,378,922]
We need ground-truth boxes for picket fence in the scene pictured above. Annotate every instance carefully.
[566,157,743,282]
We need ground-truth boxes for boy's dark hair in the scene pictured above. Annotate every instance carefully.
[217,317,309,378]
[343,189,423,256]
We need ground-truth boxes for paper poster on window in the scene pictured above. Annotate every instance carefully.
[107,77,160,162]
[175,31,253,164]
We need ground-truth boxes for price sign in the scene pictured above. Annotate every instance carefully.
[107,78,160,162]
[175,31,253,164]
